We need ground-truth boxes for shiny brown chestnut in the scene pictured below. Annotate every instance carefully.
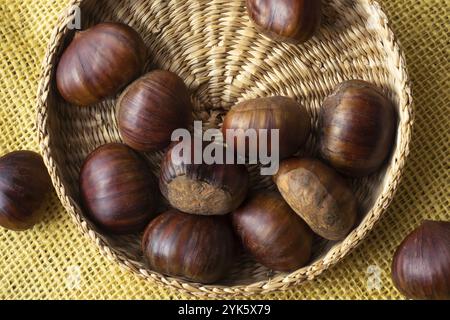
[232,192,312,272]
[222,96,311,160]
[319,80,396,177]
[246,0,322,44]
[117,70,193,152]
[392,220,450,300]
[56,22,146,106]
[274,158,357,241]
[142,209,236,283]
[159,140,249,215]
[0,151,52,231]
[80,143,159,234]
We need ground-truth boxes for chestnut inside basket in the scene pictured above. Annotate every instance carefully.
[37,0,413,297]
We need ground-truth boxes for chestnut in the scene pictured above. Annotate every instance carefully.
[246,0,322,44]
[273,158,357,241]
[392,220,450,300]
[142,209,236,283]
[117,70,193,152]
[222,96,311,160]
[80,143,159,234]
[319,80,396,177]
[56,22,146,106]
[159,140,249,216]
[232,192,312,272]
[0,151,52,231]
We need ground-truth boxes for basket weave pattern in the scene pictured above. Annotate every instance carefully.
[36,0,413,296]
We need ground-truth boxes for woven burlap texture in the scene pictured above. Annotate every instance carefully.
[0,0,448,299]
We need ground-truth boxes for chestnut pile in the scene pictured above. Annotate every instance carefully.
[50,17,404,285]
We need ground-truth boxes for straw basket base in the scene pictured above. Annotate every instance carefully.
[37,0,412,297]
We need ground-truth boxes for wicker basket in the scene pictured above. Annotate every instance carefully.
[37,0,413,297]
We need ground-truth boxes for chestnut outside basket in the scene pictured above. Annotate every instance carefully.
[37,0,413,297]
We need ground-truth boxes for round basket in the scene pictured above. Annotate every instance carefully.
[37,0,413,297]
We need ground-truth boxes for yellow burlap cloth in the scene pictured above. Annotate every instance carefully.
[0,0,448,299]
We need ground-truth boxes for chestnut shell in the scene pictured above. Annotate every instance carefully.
[246,0,322,44]
[274,158,357,240]
[319,80,396,177]
[56,22,146,106]
[222,96,311,160]
[392,220,450,300]
[232,192,313,272]
[142,209,236,284]
[117,70,193,152]
[159,141,249,215]
[0,151,52,231]
[79,143,159,234]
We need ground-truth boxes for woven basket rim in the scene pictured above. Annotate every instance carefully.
[36,0,414,297]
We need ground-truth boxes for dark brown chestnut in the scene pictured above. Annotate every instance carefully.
[246,0,322,44]
[159,140,249,215]
[56,22,146,106]
[392,220,450,300]
[80,143,159,234]
[319,80,396,177]
[0,151,52,231]
[232,192,313,272]
[142,209,236,283]
[117,70,193,152]
[273,158,357,241]
[222,96,311,160]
